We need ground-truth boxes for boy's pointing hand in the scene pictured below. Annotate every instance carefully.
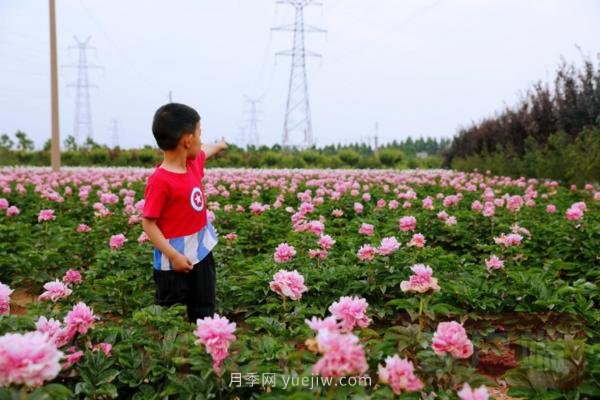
[216,137,228,152]
[172,253,194,273]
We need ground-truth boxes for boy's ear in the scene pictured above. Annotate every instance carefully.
[181,133,193,148]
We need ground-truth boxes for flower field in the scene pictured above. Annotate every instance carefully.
[0,167,599,399]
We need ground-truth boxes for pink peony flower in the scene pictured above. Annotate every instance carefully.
[485,255,504,271]
[225,232,237,241]
[6,206,19,217]
[408,233,426,248]
[400,264,440,293]
[357,244,377,261]
[358,223,374,236]
[494,233,523,247]
[399,216,417,232]
[50,327,77,348]
[443,195,460,208]
[0,199,7,209]
[37,209,56,223]
[482,205,495,217]
[194,314,236,376]
[0,331,63,387]
[249,202,268,215]
[572,201,587,212]
[273,243,296,263]
[0,282,14,316]
[312,330,368,378]
[308,220,325,235]
[207,210,216,223]
[331,209,344,217]
[565,207,583,221]
[308,249,328,260]
[299,202,314,215]
[328,296,371,332]
[63,349,84,369]
[507,195,523,213]
[422,196,434,210]
[546,204,557,214]
[64,302,97,335]
[432,321,473,359]
[35,316,62,340]
[38,280,72,302]
[457,383,490,400]
[318,234,335,251]
[137,231,149,244]
[109,233,127,250]
[445,216,457,226]
[77,224,91,233]
[378,237,400,256]
[269,269,308,300]
[353,202,364,214]
[305,316,338,333]
[92,342,112,357]
[471,200,483,212]
[378,355,424,394]
[62,269,82,285]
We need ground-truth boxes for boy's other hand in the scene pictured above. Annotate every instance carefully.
[216,137,228,152]
[171,253,193,273]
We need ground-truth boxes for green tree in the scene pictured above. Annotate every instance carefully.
[82,137,102,150]
[0,134,14,150]
[64,135,78,151]
[15,130,34,151]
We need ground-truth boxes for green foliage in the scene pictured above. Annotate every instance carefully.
[453,127,600,184]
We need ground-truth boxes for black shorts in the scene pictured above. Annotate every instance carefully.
[153,252,216,323]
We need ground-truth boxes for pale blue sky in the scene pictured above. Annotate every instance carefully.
[1,0,599,149]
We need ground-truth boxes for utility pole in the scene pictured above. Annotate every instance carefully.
[272,0,325,149]
[49,0,60,171]
[63,36,101,144]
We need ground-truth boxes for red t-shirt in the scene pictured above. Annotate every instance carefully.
[143,151,207,239]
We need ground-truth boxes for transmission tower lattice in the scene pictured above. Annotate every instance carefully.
[63,36,102,143]
[243,95,263,147]
[272,0,325,148]
[110,118,119,148]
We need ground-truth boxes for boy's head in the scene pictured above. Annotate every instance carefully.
[152,103,201,152]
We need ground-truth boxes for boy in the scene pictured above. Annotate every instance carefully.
[142,103,227,323]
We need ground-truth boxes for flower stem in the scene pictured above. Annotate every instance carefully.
[417,296,425,342]
[326,382,336,400]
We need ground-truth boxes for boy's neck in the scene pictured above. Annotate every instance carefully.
[161,149,188,173]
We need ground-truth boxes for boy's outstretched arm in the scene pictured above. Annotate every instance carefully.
[202,137,228,159]
[142,217,193,273]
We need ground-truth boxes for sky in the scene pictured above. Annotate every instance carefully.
[1,0,599,150]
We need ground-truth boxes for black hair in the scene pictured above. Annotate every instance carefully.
[151,103,200,150]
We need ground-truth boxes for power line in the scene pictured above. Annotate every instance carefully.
[77,0,166,97]
[272,0,326,149]
[329,0,442,64]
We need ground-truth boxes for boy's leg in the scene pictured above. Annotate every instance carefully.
[186,252,216,323]
[153,269,189,307]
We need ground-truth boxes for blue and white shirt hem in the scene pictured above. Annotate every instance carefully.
[153,222,218,271]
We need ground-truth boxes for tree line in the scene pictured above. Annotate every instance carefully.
[444,56,600,184]
[0,131,449,170]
